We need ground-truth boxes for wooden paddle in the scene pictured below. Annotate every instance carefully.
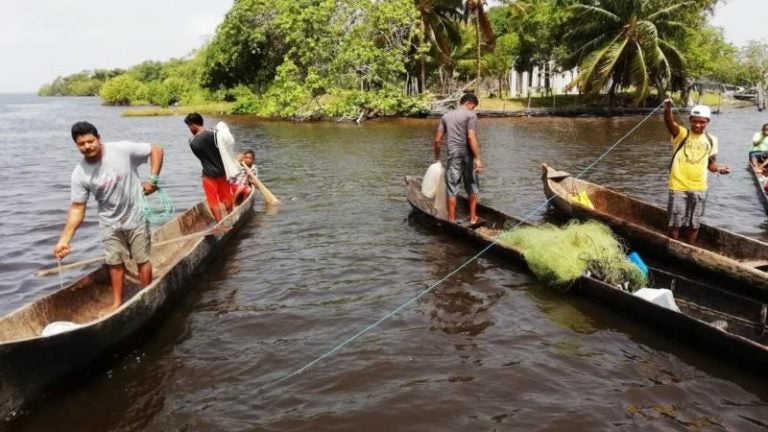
[242,162,279,205]
[36,226,230,277]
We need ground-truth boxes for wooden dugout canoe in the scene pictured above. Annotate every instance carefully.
[541,163,768,303]
[0,191,254,425]
[405,175,768,371]
[749,163,768,214]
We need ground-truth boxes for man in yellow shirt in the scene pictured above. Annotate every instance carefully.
[663,99,730,244]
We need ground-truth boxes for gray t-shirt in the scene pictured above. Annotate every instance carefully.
[71,141,151,230]
[438,106,478,158]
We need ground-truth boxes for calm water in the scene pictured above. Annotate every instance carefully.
[2,94,767,431]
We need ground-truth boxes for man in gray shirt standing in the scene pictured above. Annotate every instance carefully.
[54,121,164,311]
[433,92,484,225]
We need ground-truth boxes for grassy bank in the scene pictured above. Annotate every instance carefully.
[122,102,234,117]
[475,91,750,111]
[119,91,751,118]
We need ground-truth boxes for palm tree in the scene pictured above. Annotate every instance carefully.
[563,0,689,107]
[463,0,496,88]
[414,0,464,92]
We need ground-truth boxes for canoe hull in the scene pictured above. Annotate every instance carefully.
[749,164,768,214]
[0,193,254,424]
[405,175,768,372]
[541,164,768,303]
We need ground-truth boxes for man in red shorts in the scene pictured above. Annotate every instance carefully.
[184,113,233,222]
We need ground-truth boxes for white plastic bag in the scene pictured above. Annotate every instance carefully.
[214,121,242,180]
[42,321,83,337]
[632,288,681,312]
[421,162,445,199]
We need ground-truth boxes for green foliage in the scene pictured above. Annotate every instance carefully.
[415,0,464,68]
[231,95,261,114]
[180,87,215,106]
[562,0,693,105]
[37,70,122,96]
[259,60,312,117]
[684,25,739,83]
[739,40,768,86]
[100,74,146,105]
[143,77,189,107]
[215,0,426,117]
[37,0,745,116]
[323,87,431,117]
[145,81,171,107]
[483,33,518,95]
[202,0,284,90]
[510,0,573,73]
[129,61,164,82]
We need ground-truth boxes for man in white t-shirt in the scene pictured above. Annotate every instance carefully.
[54,121,164,310]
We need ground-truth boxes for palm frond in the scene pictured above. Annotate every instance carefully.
[647,1,695,21]
[571,4,621,23]
[628,42,650,103]
[598,39,630,81]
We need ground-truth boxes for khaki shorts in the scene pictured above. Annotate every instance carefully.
[101,223,152,265]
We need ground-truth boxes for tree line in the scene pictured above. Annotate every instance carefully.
[38,0,768,117]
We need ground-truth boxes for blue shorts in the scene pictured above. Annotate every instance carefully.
[749,151,767,163]
[445,156,479,196]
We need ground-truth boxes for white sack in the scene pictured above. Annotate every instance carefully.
[421,162,444,199]
[215,121,242,180]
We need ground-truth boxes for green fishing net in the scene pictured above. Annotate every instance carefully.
[500,220,647,291]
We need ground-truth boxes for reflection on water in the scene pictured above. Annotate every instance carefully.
[3,95,768,431]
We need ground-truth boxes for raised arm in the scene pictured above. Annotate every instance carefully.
[663,98,680,138]
[54,202,86,259]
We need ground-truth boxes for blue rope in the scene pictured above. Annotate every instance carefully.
[260,103,665,393]
[140,187,175,224]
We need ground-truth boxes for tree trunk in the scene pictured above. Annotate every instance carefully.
[607,80,617,112]
[476,10,481,91]
[420,59,426,95]
[654,79,666,107]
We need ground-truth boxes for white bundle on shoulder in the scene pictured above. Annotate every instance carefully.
[214,121,242,180]
[421,162,444,199]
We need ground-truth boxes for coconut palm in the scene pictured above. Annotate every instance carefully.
[563,0,690,107]
[414,0,464,91]
[464,0,496,85]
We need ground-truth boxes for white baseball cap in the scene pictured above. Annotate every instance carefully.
[690,105,711,119]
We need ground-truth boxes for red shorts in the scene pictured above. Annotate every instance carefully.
[231,182,251,196]
[202,176,233,210]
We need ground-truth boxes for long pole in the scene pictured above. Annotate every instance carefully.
[242,163,279,205]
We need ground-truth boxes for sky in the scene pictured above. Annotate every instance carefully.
[709,0,767,47]
[0,0,233,93]
[0,0,766,94]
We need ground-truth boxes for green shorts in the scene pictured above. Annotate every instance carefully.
[101,223,152,265]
